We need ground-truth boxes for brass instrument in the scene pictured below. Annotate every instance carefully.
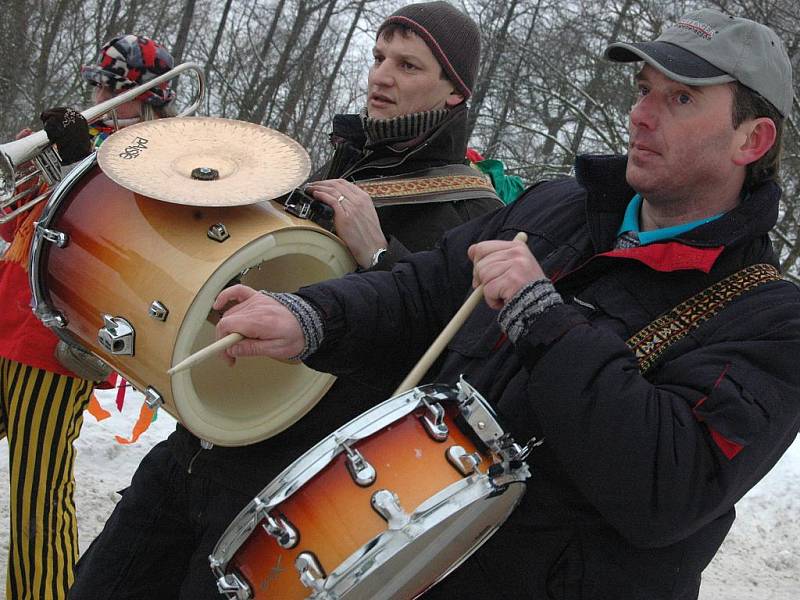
[0,62,205,224]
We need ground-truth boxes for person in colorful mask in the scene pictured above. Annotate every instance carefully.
[81,33,177,143]
[0,34,174,600]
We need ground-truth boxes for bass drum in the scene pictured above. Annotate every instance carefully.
[29,155,355,446]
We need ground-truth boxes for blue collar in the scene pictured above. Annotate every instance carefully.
[618,194,724,245]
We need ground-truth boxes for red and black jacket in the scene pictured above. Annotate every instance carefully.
[299,154,800,599]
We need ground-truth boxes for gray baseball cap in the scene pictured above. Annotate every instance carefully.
[605,9,793,117]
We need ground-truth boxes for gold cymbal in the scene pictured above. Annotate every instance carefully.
[96,117,310,207]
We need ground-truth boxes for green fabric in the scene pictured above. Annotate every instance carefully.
[474,158,525,205]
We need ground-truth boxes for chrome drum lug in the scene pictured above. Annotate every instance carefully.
[143,386,163,409]
[371,489,410,530]
[295,551,326,592]
[416,390,448,441]
[38,226,69,248]
[215,571,252,600]
[148,300,169,321]
[341,441,376,487]
[261,512,299,549]
[208,222,230,242]
[446,445,482,476]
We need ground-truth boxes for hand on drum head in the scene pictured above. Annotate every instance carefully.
[213,284,305,364]
[467,236,544,310]
[305,179,388,269]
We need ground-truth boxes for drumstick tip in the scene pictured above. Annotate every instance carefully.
[167,332,244,376]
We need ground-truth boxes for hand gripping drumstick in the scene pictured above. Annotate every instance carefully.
[392,231,529,396]
[167,332,243,375]
[169,232,529,379]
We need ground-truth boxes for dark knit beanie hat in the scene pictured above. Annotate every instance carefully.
[377,1,481,99]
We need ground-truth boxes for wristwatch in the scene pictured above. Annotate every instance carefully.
[369,247,388,268]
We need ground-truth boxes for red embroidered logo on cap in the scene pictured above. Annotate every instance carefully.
[675,18,715,39]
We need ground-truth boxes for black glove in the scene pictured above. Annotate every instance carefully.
[40,107,92,166]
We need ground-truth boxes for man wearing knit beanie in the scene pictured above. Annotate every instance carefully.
[370,0,481,112]
[304,0,493,269]
[68,5,503,600]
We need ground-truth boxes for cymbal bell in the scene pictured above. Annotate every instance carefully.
[96,117,310,207]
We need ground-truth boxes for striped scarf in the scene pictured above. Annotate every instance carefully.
[360,108,448,145]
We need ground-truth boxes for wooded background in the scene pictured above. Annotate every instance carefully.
[2,0,799,276]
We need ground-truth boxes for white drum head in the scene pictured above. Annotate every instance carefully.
[170,227,354,446]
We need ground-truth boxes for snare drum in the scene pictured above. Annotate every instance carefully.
[209,379,530,599]
[29,155,355,446]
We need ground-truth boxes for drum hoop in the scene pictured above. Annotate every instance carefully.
[29,153,99,340]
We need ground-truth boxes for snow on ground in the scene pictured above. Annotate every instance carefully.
[1,387,799,598]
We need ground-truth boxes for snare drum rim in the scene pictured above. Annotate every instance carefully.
[29,153,102,346]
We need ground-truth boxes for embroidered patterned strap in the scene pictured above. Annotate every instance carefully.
[626,263,781,374]
[354,165,500,207]
[358,174,494,198]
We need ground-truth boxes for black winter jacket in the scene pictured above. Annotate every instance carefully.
[319,102,503,267]
[168,103,502,495]
[297,154,800,599]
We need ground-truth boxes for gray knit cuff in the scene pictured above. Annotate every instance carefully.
[497,279,563,344]
[260,291,324,361]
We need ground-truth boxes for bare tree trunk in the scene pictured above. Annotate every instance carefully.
[565,0,634,166]
[172,0,198,65]
[485,0,542,154]
[466,0,520,138]
[169,0,199,98]
[278,0,338,134]
[302,0,367,147]
[204,0,235,86]
[124,0,143,34]
[151,1,174,43]
[102,0,124,42]
[31,0,75,115]
[0,0,31,126]
[256,1,309,126]
[238,0,288,121]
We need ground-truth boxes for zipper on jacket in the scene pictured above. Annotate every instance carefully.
[343,140,431,180]
[187,442,212,473]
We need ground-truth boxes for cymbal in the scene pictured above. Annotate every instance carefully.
[96,117,310,207]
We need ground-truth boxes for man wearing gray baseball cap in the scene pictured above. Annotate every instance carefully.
[195,7,798,600]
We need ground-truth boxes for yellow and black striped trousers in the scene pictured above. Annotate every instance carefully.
[1,358,94,600]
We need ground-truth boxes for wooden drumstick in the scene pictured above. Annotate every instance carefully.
[167,332,243,375]
[393,231,528,396]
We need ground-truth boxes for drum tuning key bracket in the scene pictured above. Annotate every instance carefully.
[415,389,449,441]
[252,497,299,550]
[338,439,377,487]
